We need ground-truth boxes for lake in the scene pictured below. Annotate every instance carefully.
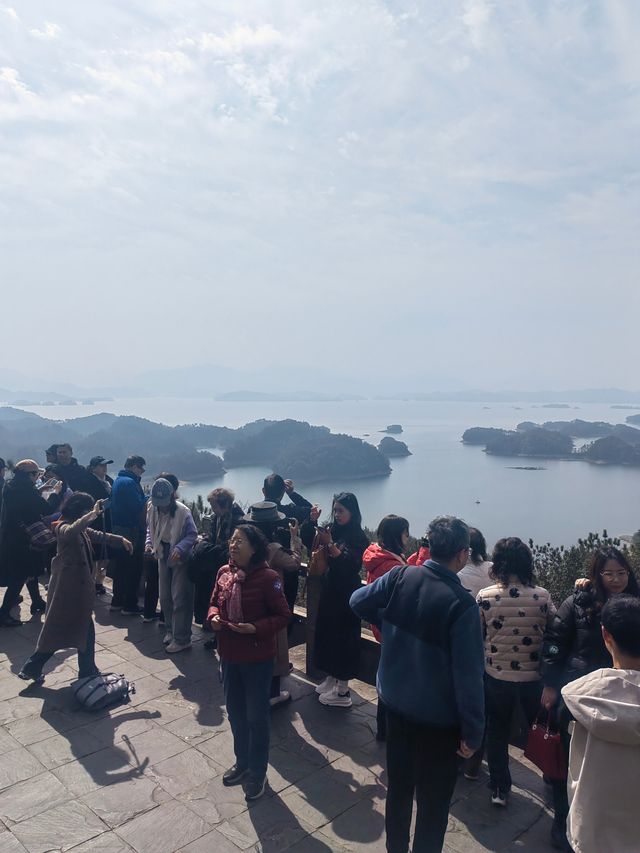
[24,397,640,547]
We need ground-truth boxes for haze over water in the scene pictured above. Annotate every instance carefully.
[23,397,640,548]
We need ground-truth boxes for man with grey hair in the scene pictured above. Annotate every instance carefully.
[350,515,485,853]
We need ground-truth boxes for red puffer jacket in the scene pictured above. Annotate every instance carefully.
[407,545,431,566]
[207,562,290,663]
[362,543,405,642]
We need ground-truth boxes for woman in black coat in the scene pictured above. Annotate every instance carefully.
[0,461,62,627]
[302,492,369,708]
[541,547,640,850]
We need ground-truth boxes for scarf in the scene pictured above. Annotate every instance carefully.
[217,563,247,622]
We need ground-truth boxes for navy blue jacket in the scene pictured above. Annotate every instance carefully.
[110,469,146,530]
[350,559,485,749]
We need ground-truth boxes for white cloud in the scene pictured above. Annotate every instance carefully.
[2,6,18,22]
[30,21,61,40]
[0,66,35,98]
[0,1,639,387]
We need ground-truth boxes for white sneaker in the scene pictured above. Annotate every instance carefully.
[162,632,172,645]
[165,641,191,654]
[315,676,336,695]
[491,788,508,807]
[319,686,352,708]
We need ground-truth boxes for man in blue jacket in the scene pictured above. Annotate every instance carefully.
[110,455,148,615]
[350,515,485,853]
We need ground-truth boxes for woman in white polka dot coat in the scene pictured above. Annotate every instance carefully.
[476,537,556,807]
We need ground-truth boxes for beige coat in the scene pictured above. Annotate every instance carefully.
[562,668,640,853]
[36,512,121,653]
[477,578,555,681]
[267,537,301,678]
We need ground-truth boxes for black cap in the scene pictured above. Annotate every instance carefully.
[89,456,113,467]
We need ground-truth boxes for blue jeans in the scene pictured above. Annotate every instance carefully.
[22,619,98,679]
[222,659,274,781]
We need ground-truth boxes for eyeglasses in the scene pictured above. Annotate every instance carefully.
[601,570,629,581]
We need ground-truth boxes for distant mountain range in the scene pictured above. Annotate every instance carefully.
[2,364,640,405]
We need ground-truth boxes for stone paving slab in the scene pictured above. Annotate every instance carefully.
[0,591,557,852]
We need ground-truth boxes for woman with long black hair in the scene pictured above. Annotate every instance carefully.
[303,492,369,708]
[542,546,640,851]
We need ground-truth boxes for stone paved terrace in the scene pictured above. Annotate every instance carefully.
[0,593,557,852]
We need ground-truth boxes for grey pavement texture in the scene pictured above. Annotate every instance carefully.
[0,591,557,852]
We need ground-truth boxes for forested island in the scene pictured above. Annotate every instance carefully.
[378,436,411,457]
[463,418,640,466]
[0,408,391,483]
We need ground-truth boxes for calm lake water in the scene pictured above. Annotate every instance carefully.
[24,397,640,547]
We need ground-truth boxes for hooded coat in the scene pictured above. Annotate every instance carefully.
[562,668,640,853]
[362,543,405,642]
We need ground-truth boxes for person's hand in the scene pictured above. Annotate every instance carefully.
[121,537,133,554]
[145,545,154,555]
[317,527,331,546]
[228,622,256,634]
[309,506,321,524]
[457,741,474,759]
[52,481,63,494]
[93,500,104,515]
[170,549,181,563]
[284,479,294,494]
[289,519,299,537]
[574,577,590,591]
[541,686,558,710]
[210,615,224,632]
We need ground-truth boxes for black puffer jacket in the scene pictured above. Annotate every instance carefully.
[542,590,613,689]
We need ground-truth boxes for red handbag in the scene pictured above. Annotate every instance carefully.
[524,715,567,780]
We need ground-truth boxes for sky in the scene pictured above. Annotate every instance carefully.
[1,1,639,393]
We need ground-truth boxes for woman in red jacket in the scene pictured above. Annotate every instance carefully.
[208,524,290,802]
[362,514,410,740]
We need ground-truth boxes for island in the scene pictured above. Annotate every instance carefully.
[382,424,403,434]
[0,408,390,484]
[463,419,640,467]
[378,436,411,457]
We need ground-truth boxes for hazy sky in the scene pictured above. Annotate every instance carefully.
[1,1,639,391]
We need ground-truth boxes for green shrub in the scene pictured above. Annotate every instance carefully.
[529,531,640,605]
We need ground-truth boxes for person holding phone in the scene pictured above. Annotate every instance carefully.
[207,524,290,802]
[302,492,369,708]
[18,493,132,683]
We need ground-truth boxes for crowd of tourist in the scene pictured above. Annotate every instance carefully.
[0,445,638,853]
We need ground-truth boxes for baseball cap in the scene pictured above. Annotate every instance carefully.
[151,477,175,508]
[89,456,114,467]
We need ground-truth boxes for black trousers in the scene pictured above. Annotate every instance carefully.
[111,528,144,610]
[485,675,542,791]
[193,570,214,625]
[0,577,43,617]
[550,705,572,833]
[386,710,459,853]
